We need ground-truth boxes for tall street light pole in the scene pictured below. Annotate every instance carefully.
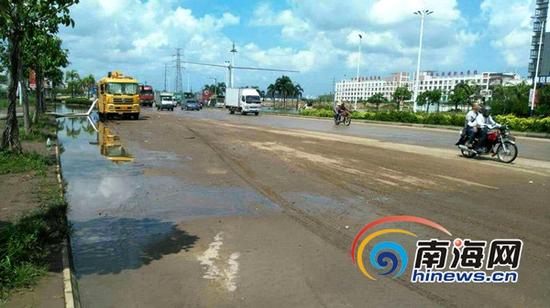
[209,77,218,96]
[532,18,545,115]
[164,63,168,91]
[412,10,433,113]
[355,33,363,111]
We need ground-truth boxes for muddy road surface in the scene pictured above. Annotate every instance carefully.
[62,109,550,307]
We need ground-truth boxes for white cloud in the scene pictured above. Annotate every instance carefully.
[59,0,240,90]
[251,3,310,40]
[57,0,523,96]
[367,0,460,25]
[481,0,533,67]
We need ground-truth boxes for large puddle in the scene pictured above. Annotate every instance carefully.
[57,106,276,280]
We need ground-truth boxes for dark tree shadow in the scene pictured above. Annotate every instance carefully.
[70,217,199,277]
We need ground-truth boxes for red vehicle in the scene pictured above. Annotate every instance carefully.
[139,85,154,107]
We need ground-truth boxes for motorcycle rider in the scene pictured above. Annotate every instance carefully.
[335,102,350,122]
[464,102,480,148]
[475,106,499,153]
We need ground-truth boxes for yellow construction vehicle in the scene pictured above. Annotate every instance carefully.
[97,71,140,120]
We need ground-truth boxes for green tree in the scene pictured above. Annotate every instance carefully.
[424,89,443,112]
[202,81,226,97]
[0,0,77,152]
[274,75,294,109]
[536,85,550,116]
[448,82,482,111]
[367,93,388,111]
[81,74,95,98]
[293,84,304,110]
[65,69,81,98]
[488,83,530,117]
[267,83,277,107]
[392,86,412,111]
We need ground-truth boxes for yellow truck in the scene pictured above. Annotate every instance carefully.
[97,71,140,119]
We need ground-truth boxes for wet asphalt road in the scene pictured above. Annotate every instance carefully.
[60,108,550,307]
[175,108,550,162]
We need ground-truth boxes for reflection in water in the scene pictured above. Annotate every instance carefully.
[95,121,133,163]
[56,103,276,295]
[72,217,198,276]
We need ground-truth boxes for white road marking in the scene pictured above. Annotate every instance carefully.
[197,232,240,292]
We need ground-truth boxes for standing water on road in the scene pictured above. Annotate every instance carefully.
[56,106,277,305]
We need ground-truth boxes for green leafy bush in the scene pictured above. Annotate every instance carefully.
[495,115,550,133]
[64,97,91,106]
[298,109,550,133]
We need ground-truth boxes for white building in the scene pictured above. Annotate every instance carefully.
[335,71,522,110]
[335,72,411,102]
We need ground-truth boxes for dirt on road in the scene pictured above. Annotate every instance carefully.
[68,110,550,307]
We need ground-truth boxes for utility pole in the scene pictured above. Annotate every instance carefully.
[187,70,190,92]
[531,19,545,115]
[355,34,362,111]
[332,76,336,108]
[412,10,433,113]
[209,77,218,96]
[229,42,237,88]
[164,63,168,91]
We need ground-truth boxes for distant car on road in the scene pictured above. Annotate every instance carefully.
[155,92,176,111]
[183,99,201,111]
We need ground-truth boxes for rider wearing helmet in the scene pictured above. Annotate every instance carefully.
[335,102,350,121]
[475,106,499,152]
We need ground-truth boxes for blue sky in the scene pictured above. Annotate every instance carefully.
[59,0,535,96]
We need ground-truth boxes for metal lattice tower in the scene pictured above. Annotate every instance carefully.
[529,0,549,79]
[174,48,183,93]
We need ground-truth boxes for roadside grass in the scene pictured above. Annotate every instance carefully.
[0,151,53,176]
[0,184,68,301]
[0,110,67,301]
[19,115,57,142]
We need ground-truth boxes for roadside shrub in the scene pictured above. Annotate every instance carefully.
[298,109,550,133]
[495,115,550,133]
[64,97,91,106]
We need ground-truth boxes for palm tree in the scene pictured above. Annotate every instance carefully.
[267,83,276,108]
[420,89,442,112]
[294,84,304,110]
[274,75,294,109]
[65,70,80,98]
[367,93,388,111]
[392,86,412,111]
[81,74,95,98]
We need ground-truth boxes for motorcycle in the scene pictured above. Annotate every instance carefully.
[456,124,518,163]
[334,111,351,126]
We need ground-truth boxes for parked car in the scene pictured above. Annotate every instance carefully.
[183,99,201,111]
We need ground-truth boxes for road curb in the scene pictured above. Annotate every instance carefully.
[262,112,550,139]
[55,144,80,308]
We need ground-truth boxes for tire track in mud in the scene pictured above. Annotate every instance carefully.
[179,123,452,306]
